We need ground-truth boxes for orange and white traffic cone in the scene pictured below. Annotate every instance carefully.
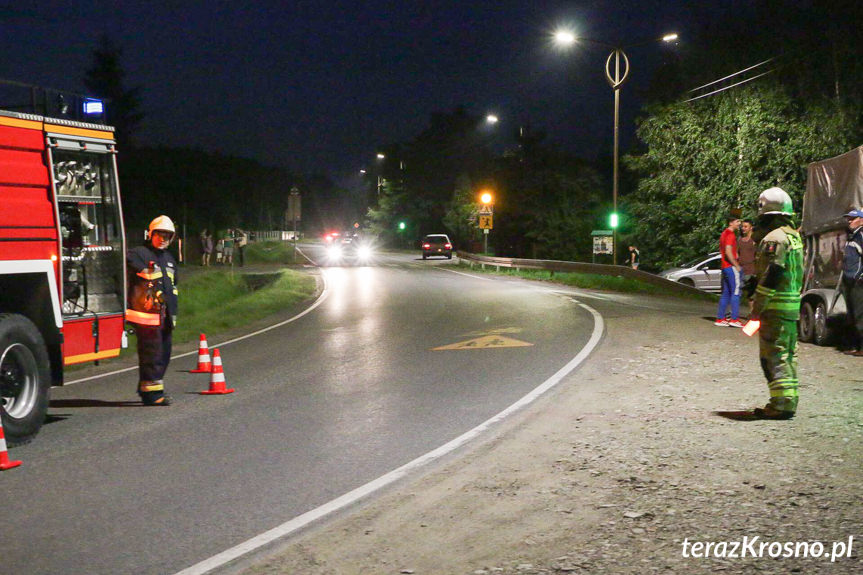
[0,416,22,471]
[199,349,234,395]
[190,333,213,373]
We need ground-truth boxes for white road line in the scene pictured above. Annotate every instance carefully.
[173,296,604,575]
[436,266,495,281]
[65,272,330,386]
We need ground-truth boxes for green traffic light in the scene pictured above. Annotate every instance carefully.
[609,213,619,229]
[398,221,406,230]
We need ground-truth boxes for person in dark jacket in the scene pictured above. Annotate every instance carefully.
[841,209,863,356]
[127,215,179,405]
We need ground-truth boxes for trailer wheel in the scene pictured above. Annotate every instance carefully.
[0,314,51,446]
[800,301,830,346]
[799,302,815,343]
[811,301,830,346]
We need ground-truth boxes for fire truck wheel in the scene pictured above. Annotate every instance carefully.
[0,314,51,446]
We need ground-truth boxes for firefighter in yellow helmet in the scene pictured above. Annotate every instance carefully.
[126,216,179,406]
[750,188,803,419]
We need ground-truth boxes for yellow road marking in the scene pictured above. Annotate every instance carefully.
[433,335,533,351]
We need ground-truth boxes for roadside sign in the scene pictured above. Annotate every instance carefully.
[479,214,493,229]
[287,188,301,222]
[591,229,613,255]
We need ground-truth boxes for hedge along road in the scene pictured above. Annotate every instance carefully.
[1,250,603,575]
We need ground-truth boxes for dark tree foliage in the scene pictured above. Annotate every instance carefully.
[83,34,145,151]
[366,107,499,247]
[625,0,861,270]
[492,128,605,261]
[367,107,605,258]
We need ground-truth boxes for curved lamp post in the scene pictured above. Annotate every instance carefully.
[555,30,678,265]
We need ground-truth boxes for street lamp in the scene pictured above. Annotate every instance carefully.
[554,29,678,265]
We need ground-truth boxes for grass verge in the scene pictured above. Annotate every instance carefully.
[457,262,717,301]
[245,241,300,264]
[120,268,317,359]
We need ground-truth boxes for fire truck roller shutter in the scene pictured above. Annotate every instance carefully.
[0,314,51,446]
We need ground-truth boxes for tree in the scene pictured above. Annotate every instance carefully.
[443,175,481,249]
[84,34,145,149]
[625,82,856,269]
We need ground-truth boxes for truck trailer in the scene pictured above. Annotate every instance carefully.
[799,145,863,345]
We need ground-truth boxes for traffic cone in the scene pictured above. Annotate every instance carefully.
[199,349,234,395]
[0,417,22,471]
[190,333,212,373]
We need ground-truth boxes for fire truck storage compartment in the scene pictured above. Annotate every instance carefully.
[52,141,124,318]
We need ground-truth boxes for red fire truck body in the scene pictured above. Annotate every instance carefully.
[0,108,126,444]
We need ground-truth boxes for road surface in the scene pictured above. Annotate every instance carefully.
[1,249,603,574]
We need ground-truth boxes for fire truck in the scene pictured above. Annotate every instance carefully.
[0,82,126,444]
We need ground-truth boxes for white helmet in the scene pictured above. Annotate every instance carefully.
[757,187,793,216]
[148,215,175,249]
[148,215,175,235]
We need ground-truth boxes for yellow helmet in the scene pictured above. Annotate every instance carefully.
[148,215,175,236]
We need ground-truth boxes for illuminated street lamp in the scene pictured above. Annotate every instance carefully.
[486,114,499,125]
[554,29,678,265]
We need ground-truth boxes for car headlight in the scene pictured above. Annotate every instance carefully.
[357,245,373,261]
[327,245,343,260]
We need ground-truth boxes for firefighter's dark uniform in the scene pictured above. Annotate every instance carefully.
[127,243,178,404]
[752,225,803,416]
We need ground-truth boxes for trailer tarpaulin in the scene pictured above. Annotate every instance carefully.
[802,146,863,235]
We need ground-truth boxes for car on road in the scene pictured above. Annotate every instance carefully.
[421,234,453,260]
[658,252,722,292]
[325,232,375,265]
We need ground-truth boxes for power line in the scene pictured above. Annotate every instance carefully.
[683,68,776,103]
[688,57,775,93]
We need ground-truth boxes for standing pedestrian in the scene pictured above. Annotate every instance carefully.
[628,245,640,270]
[223,229,234,265]
[715,215,743,327]
[749,187,803,419]
[738,219,757,317]
[215,236,224,264]
[200,229,213,267]
[840,208,863,356]
[126,216,179,406]
[234,227,248,267]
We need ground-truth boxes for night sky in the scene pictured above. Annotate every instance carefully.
[0,1,719,183]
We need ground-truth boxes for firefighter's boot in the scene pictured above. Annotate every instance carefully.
[139,380,171,406]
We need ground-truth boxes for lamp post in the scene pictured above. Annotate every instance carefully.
[375,153,386,197]
[554,30,678,265]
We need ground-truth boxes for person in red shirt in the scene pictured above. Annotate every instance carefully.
[716,216,743,327]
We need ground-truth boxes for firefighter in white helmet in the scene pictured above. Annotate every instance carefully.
[126,216,179,406]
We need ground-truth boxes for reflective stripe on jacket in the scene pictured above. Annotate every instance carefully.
[127,243,179,326]
[753,226,803,319]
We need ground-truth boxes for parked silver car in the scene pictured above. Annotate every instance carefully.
[659,252,722,292]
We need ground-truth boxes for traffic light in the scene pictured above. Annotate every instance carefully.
[398,221,406,231]
[609,212,619,229]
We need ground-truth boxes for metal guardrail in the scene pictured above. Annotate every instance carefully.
[456,251,710,296]
[248,231,303,242]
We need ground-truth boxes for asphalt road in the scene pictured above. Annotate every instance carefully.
[0,248,605,574]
